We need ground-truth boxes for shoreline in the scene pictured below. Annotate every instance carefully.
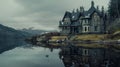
[26,34,120,49]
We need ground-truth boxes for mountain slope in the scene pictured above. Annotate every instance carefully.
[0,24,31,53]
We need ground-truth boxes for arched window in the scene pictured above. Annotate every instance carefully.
[83,26,90,32]
[85,27,87,31]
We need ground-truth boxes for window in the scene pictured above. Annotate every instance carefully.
[83,19,89,24]
[85,27,87,31]
[85,50,87,55]
[94,13,97,18]
[94,26,98,31]
[83,20,85,24]
[83,26,90,32]
[61,22,64,25]
[82,49,89,55]
[93,13,100,22]
[86,19,89,24]
[87,26,90,32]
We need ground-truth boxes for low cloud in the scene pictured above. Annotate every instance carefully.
[0,0,109,31]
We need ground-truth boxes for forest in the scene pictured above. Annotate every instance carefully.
[108,0,120,32]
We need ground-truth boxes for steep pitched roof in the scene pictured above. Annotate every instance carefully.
[62,11,82,22]
[83,5,102,19]
[71,12,81,21]
[61,1,104,23]
[62,11,71,21]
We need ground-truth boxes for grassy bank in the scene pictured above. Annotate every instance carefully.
[49,34,120,49]
[50,34,107,41]
[49,36,67,42]
[74,34,107,41]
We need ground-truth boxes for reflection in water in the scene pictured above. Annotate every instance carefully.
[0,42,120,67]
[0,46,64,67]
[59,44,120,67]
[0,40,27,54]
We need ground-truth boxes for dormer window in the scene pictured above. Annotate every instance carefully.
[61,22,64,25]
[72,16,75,18]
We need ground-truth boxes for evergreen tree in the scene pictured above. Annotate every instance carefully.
[108,0,120,33]
[108,0,120,18]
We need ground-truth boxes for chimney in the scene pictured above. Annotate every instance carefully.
[80,6,84,13]
[91,1,94,7]
[76,8,79,13]
[101,6,104,15]
[102,6,104,13]
[97,6,99,10]
[72,9,75,13]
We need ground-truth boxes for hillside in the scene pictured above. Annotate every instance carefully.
[21,28,47,35]
[0,24,31,53]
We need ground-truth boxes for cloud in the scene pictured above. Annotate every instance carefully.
[0,0,109,31]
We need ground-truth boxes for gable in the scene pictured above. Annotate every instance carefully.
[62,11,71,21]
[91,12,100,18]
[91,12,101,24]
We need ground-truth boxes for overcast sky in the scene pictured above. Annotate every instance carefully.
[0,0,109,31]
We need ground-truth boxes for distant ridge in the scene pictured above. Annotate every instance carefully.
[0,24,31,53]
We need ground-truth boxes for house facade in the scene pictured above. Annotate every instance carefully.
[59,1,107,35]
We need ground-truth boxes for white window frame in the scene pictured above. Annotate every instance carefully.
[83,26,90,32]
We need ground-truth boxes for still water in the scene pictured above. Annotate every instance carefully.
[0,43,120,67]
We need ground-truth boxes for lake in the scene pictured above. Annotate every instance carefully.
[0,42,120,67]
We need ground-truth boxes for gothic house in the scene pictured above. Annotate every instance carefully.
[59,1,107,35]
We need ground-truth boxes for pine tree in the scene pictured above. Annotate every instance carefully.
[108,0,120,33]
[108,0,120,19]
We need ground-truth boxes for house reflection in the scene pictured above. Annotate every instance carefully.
[59,44,120,67]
